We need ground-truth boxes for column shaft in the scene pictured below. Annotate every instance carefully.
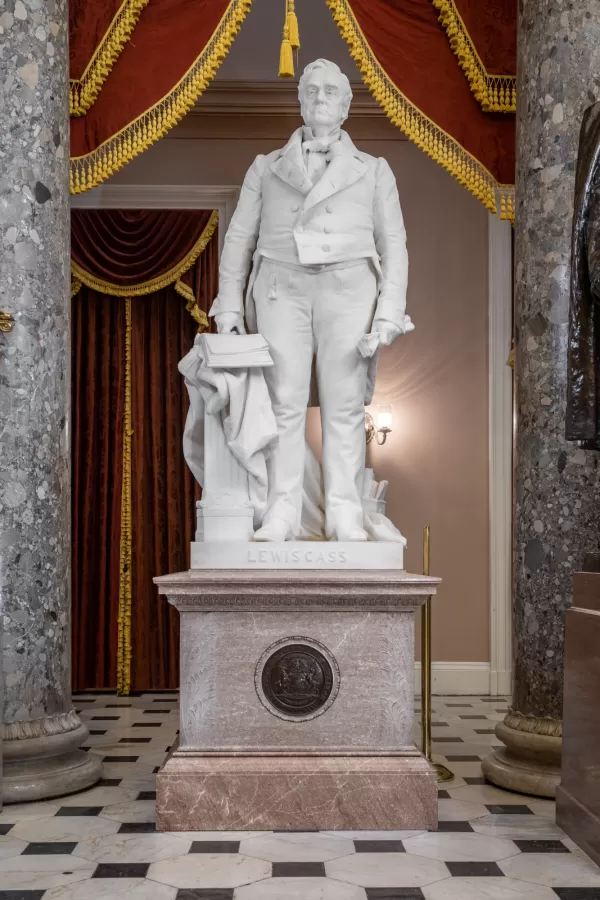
[483,0,600,797]
[0,0,101,801]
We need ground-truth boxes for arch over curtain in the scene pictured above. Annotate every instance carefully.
[69,0,516,218]
[71,209,218,694]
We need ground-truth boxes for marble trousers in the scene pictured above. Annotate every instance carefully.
[254,257,377,537]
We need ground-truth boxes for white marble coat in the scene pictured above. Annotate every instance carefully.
[209,128,409,335]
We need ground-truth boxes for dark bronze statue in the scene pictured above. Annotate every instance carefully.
[567,102,600,449]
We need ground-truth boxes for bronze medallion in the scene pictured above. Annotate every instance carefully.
[261,642,334,718]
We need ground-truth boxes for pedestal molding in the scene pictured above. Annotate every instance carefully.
[4,709,81,743]
[504,709,563,738]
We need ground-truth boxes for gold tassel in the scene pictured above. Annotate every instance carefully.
[287,0,300,50]
[279,20,294,78]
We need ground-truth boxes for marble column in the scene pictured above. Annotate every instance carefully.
[0,0,101,801]
[483,1,600,798]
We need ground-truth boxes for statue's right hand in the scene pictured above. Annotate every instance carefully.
[214,312,246,335]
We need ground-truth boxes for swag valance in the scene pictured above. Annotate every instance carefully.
[69,0,515,217]
[433,0,516,113]
[71,208,218,331]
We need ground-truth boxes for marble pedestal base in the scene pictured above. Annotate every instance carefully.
[154,567,440,832]
[3,712,102,804]
[157,753,436,831]
[482,719,561,799]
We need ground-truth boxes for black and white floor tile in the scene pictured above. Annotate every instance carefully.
[1,694,599,899]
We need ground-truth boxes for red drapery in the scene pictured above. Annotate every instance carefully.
[69,0,516,215]
[328,0,515,214]
[432,0,516,113]
[71,209,219,692]
[451,0,516,76]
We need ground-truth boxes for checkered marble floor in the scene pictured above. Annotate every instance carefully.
[1,694,600,900]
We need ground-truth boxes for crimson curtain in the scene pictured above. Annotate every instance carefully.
[72,294,125,690]
[451,0,516,76]
[71,210,219,691]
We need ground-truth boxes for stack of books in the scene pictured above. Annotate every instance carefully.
[200,333,273,369]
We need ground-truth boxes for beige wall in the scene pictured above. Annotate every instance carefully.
[107,114,490,664]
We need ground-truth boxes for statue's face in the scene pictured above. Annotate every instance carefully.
[300,66,349,131]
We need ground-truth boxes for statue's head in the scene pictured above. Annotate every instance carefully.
[298,59,352,131]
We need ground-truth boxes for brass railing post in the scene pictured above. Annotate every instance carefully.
[421,525,454,783]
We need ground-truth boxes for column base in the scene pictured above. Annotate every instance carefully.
[3,711,102,804]
[157,751,437,832]
[482,716,562,799]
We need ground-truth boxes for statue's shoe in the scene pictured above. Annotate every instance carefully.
[253,517,291,542]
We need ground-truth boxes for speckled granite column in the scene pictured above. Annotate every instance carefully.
[0,0,101,802]
[483,0,600,798]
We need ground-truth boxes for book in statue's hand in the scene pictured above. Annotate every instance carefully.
[199,333,273,369]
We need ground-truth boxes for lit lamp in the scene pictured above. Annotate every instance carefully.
[365,405,393,445]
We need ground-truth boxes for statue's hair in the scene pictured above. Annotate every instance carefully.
[298,59,353,111]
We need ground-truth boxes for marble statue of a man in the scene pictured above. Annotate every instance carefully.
[210,59,411,542]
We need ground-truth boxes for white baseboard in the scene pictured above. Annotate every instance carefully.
[489,668,512,697]
[414,662,492,696]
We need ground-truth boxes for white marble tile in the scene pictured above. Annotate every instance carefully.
[44,878,177,899]
[0,801,61,822]
[423,876,559,900]
[322,830,425,840]
[471,814,567,838]
[0,837,29,859]
[118,775,157,793]
[11,815,120,843]
[58,786,139,807]
[325,852,449,887]
[234,876,367,899]
[404,832,520,862]
[241,831,354,862]
[101,762,158,779]
[500,852,600,887]
[438,799,488,821]
[448,784,532,806]
[438,762,483,778]
[165,831,269,841]
[527,799,557,818]
[74,832,191,863]
[148,853,271,889]
[0,854,95,890]
[100,800,156,823]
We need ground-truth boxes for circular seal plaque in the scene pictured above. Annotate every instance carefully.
[255,637,340,722]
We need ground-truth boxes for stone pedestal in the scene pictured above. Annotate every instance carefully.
[0,0,101,800]
[483,0,600,798]
[556,573,600,865]
[154,568,439,831]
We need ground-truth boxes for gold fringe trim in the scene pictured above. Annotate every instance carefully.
[432,0,516,113]
[117,297,133,696]
[71,277,82,297]
[174,279,210,332]
[326,0,514,218]
[498,185,515,222]
[70,0,253,193]
[71,211,219,304]
[70,0,150,117]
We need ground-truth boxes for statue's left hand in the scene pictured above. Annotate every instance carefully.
[373,315,415,346]
[372,319,401,346]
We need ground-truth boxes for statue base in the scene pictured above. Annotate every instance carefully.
[190,539,404,570]
[154,568,440,831]
[157,752,435,831]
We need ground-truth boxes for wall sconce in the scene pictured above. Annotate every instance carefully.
[365,405,393,445]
